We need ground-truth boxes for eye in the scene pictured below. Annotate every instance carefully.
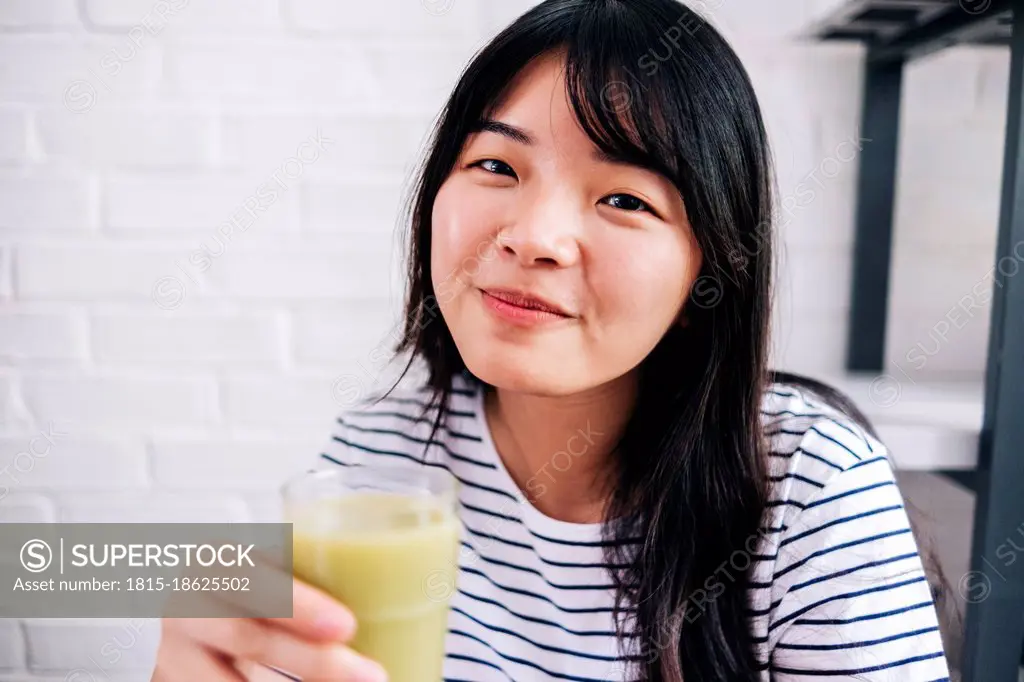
[603,193,654,214]
[469,158,517,178]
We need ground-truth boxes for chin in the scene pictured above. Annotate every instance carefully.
[462,351,577,397]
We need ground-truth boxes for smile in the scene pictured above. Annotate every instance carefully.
[479,289,575,327]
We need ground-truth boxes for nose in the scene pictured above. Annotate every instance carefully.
[496,192,582,268]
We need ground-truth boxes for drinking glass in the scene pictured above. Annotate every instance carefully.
[280,464,460,682]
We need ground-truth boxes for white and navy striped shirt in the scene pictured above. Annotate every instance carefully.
[312,371,950,681]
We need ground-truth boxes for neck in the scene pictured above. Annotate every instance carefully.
[482,372,637,524]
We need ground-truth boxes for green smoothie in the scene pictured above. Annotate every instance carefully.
[290,493,460,682]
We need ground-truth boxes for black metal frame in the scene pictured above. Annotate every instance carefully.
[847,57,903,371]
[962,4,1024,676]
[809,1,1023,678]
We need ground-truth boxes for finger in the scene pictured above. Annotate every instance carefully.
[179,617,387,682]
[260,577,357,642]
[153,630,245,682]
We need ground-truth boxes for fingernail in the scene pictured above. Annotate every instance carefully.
[341,649,388,682]
[314,610,355,639]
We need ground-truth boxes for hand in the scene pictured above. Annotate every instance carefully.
[151,576,388,682]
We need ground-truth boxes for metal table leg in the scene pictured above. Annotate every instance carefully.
[961,2,1024,678]
[846,55,904,372]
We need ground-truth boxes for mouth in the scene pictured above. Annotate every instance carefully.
[480,288,574,318]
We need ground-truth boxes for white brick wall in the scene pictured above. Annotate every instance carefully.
[0,0,1007,678]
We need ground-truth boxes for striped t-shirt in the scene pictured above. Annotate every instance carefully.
[311,371,950,681]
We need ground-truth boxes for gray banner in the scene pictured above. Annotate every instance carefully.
[0,523,293,618]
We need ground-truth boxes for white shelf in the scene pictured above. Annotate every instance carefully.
[811,373,985,471]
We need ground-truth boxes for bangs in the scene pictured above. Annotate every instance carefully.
[561,14,688,184]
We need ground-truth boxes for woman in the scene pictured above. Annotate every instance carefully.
[153,0,951,679]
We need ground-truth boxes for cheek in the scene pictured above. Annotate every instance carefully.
[594,233,698,324]
[430,178,500,287]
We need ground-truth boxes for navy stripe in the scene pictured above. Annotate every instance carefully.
[770,650,945,675]
[805,480,897,511]
[789,551,921,592]
[775,527,913,580]
[445,653,512,680]
[461,540,617,591]
[365,400,477,421]
[460,501,641,549]
[461,565,629,614]
[774,625,940,650]
[329,436,519,502]
[451,605,621,661]
[779,504,904,548]
[768,447,845,472]
[456,587,626,637]
[341,419,495,469]
[767,472,826,488]
[448,629,618,682]
[793,599,934,626]
[763,409,871,448]
[769,575,929,632]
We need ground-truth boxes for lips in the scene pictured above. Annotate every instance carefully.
[481,288,573,317]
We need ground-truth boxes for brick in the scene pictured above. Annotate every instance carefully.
[23,618,159,673]
[291,300,402,365]
[222,375,339,428]
[0,0,78,28]
[0,109,27,162]
[19,375,216,430]
[976,49,1010,118]
[105,172,298,233]
[688,0,815,39]
[0,247,11,300]
[14,244,210,301]
[0,493,56,523]
[886,311,991,377]
[0,36,160,105]
[0,311,86,362]
[752,43,865,121]
[244,492,285,523]
[889,245,1006,315]
[770,308,847,376]
[0,432,147,492]
[897,118,1003,190]
[84,0,276,31]
[0,171,94,232]
[893,184,1000,250]
[285,0,476,36]
[902,47,983,123]
[35,108,214,168]
[773,246,852,314]
[221,114,431,176]
[361,46,473,115]
[0,377,20,430]
[151,434,323,490]
[0,619,24,672]
[58,492,249,523]
[166,40,376,108]
[205,240,402,300]
[90,312,285,366]
[478,0,539,37]
[302,180,405,234]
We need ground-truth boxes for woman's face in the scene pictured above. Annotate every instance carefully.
[431,52,702,396]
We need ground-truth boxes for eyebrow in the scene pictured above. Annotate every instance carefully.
[470,118,633,167]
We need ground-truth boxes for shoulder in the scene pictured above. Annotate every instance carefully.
[755,384,947,673]
[760,381,892,515]
[758,381,909,555]
[318,371,482,469]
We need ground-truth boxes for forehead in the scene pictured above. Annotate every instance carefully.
[486,53,581,142]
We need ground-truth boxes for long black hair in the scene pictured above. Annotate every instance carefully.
[366,0,950,679]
